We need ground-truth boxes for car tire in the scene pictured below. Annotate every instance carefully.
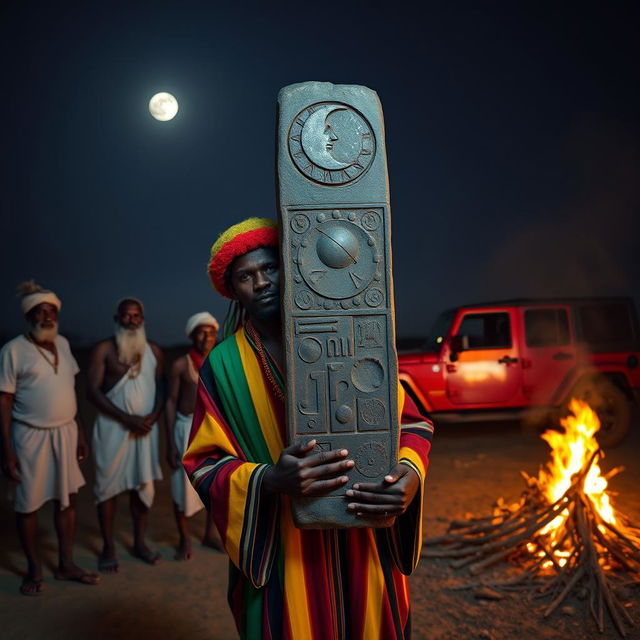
[564,376,631,448]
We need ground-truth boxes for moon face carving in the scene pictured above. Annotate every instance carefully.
[301,106,351,170]
[288,102,375,185]
[149,92,179,121]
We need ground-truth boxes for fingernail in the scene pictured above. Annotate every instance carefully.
[346,490,354,497]
[346,460,355,467]
[353,484,360,490]
[340,449,348,455]
[348,503,355,510]
[340,476,348,482]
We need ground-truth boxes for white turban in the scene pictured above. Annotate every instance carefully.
[185,312,219,338]
[21,291,62,315]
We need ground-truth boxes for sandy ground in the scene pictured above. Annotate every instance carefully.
[1,404,638,639]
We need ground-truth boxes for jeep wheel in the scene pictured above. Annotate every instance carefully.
[565,377,631,448]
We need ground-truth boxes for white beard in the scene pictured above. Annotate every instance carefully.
[114,323,147,366]
[30,322,58,343]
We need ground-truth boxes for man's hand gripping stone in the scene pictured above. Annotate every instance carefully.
[263,439,355,497]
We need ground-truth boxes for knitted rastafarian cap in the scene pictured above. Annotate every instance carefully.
[207,217,278,298]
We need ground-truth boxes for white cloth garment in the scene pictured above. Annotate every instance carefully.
[0,335,79,428]
[93,342,162,507]
[0,333,84,512]
[12,420,85,513]
[171,412,204,517]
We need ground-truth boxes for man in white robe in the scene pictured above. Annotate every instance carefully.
[165,311,222,560]
[88,297,164,572]
[0,281,99,595]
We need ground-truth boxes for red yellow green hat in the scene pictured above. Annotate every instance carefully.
[207,217,278,298]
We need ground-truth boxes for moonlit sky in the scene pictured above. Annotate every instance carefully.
[1,2,639,346]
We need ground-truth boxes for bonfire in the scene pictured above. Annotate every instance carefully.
[423,400,640,637]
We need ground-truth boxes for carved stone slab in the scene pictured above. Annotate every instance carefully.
[277,82,399,529]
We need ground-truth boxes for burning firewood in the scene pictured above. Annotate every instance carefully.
[423,399,640,637]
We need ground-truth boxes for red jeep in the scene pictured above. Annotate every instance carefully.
[398,298,640,446]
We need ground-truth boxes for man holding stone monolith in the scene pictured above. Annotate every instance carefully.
[184,217,433,639]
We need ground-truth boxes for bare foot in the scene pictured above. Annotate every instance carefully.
[133,544,162,565]
[55,562,100,585]
[174,540,192,561]
[98,551,119,574]
[20,575,44,596]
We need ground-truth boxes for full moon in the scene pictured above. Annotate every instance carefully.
[148,92,178,121]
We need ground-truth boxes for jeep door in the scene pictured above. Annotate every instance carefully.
[518,305,576,404]
[445,309,522,405]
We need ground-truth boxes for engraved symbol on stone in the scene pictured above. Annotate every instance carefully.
[361,211,381,231]
[335,404,353,424]
[288,102,376,185]
[351,358,385,393]
[298,371,327,434]
[298,219,377,299]
[365,288,384,308]
[360,399,386,425]
[291,214,310,233]
[355,441,388,477]
[295,290,314,310]
[298,337,323,364]
[317,226,359,269]
[356,319,383,349]
[326,336,353,358]
[313,441,331,454]
[296,318,338,334]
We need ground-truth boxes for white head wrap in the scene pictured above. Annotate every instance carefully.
[21,291,62,315]
[185,312,219,338]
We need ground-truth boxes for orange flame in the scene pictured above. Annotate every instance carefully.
[538,399,617,542]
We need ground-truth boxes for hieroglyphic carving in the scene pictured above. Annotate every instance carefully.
[278,82,398,528]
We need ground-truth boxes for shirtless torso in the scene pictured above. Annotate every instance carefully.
[87,337,164,435]
[170,354,199,417]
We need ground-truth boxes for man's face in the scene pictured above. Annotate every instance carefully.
[115,302,144,330]
[191,325,217,355]
[229,246,280,323]
[27,303,58,328]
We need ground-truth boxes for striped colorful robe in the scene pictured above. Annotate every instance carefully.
[183,327,433,640]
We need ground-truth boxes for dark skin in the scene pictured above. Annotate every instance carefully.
[0,303,98,594]
[86,300,165,571]
[165,324,222,558]
[228,247,420,519]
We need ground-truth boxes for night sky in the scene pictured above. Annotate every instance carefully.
[2,2,639,346]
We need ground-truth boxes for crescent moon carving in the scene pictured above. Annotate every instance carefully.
[301,106,352,170]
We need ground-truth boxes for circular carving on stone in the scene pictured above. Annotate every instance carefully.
[298,220,377,299]
[316,225,360,269]
[317,213,326,223]
[355,441,388,478]
[360,399,386,425]
[291,214,310,234]
[351,358,385,393]
[365,288,384,307]
[332,209,341,219]
[361,211,380,231]
[288,102,376,185]
[348,212,356,221]
[298,337,322,364]
[295,290,314,310]
[335,404,353,424]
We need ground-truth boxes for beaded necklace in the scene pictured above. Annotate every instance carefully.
[244,321,285,402]
[26,333,59,374]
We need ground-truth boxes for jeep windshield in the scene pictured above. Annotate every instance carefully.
[424,309,457,351]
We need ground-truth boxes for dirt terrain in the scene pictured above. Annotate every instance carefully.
[1,403,638,639]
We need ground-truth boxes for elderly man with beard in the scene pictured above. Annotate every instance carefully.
[165,311,222,560]
[0,282,99,596]
[88,297,164,573]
